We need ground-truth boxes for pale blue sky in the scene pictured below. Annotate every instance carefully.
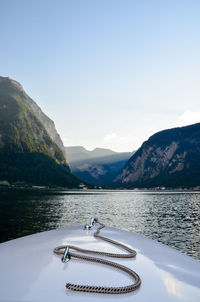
[1,0,200,151]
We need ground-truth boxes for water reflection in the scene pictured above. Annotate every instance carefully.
[0,190,199,260]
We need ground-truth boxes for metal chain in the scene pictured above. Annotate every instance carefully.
[53,218,141,294]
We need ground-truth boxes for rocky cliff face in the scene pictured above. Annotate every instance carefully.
[0,77,65,156]
[115,123,200,188]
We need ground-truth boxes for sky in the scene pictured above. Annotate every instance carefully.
[1,0,200,152]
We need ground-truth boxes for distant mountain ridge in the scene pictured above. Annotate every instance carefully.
[115,123,200,188]
[0,76,79,187]
[65,146,122,163]
[65,146,133,185]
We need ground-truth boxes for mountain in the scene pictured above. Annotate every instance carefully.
[115,123,200,188]
[0,77,65,156]
[0,76,79,187]
[65,146,133,185]
[65,146,119,163]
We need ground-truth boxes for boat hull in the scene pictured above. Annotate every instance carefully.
[0,226,199,301]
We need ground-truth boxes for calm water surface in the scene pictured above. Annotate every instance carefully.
[0,189,199,261]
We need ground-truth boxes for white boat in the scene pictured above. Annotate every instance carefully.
[0,218,200,301]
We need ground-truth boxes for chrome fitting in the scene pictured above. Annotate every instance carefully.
[84,217,97,230]
[62,247,71,263]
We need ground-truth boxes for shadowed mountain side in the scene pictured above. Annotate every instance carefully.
[0,153,78,187]
[115,123,200,188]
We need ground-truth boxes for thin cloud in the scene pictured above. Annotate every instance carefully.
[104,133,131,143]
[173,110,200,127]
[104,133,117,141]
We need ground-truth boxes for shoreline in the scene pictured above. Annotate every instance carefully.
[1,186,200,193]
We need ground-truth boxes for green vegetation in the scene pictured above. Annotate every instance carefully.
[0,152,78,187]
[0,77,79,187]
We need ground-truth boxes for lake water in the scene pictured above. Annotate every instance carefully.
[0,189,199,261]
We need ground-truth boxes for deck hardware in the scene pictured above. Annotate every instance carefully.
[62,247,71,263]
[84,217,97,230]
[54,218,141,294]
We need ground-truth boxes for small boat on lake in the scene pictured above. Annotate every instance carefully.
[0,218,199,301]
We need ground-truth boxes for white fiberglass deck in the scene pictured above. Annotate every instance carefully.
[0,225,200,301]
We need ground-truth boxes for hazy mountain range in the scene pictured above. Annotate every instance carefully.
[65,146,133,185]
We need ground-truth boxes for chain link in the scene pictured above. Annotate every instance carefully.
[53,218,141,294]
